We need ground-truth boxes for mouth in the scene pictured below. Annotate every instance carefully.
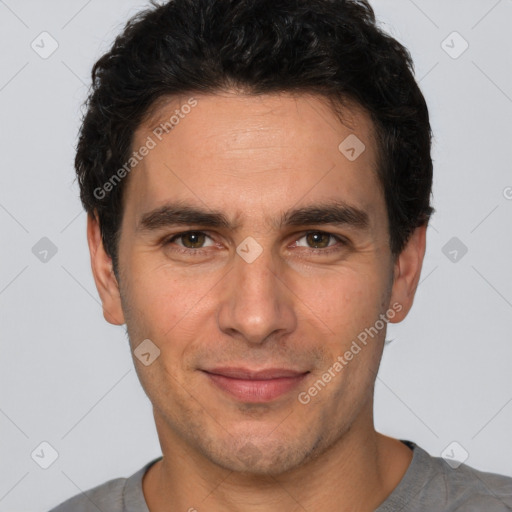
[201,367,310,403]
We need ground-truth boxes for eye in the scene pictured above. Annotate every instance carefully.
[295,231,341,249]
[167,231,215,249]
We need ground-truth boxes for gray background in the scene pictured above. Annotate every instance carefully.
[1,0,511,510]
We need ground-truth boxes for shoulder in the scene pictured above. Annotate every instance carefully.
[48,476,127,512]
[416,443,512,511]
[434,456,512,510]
[48,457,161,512]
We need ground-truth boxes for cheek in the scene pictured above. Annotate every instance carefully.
[121,264,212,397]
[291,266,387,343]
[121,257,220,343]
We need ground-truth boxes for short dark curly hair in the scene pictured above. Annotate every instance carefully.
[75,0,433,277]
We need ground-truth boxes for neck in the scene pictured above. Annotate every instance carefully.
[143,409,413,512]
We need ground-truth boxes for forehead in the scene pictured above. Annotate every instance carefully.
[123,92,383,226]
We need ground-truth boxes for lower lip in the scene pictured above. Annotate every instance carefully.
[204,372,308,403]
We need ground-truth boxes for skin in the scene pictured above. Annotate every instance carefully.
[88,91,426,511]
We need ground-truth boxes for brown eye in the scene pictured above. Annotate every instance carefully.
[180,232,206,248]
[177,232,207,248]
[305,232,333,249]
[293,231,346,254]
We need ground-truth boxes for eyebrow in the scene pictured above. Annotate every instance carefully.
[136,200,369,233]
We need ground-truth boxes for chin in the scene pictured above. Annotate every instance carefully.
[201,434,321,476]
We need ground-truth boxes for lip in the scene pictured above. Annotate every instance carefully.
[202,367,309,403]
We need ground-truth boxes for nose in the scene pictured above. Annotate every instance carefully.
[217,245,297,346]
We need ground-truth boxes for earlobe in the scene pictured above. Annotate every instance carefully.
[388,224,427,323]
[86,211,125,326]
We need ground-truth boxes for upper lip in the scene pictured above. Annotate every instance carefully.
[203,367,309,380]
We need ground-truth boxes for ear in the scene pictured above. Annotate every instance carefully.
[87,211,125,325]
[388,224,427,323]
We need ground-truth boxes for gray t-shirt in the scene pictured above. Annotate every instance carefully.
[49,440,512,511]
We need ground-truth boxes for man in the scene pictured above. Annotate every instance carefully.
[50,0,512,510]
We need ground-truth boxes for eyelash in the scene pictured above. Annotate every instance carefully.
[163,230,348,256]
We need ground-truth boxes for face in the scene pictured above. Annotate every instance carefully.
[89,92,425,475]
